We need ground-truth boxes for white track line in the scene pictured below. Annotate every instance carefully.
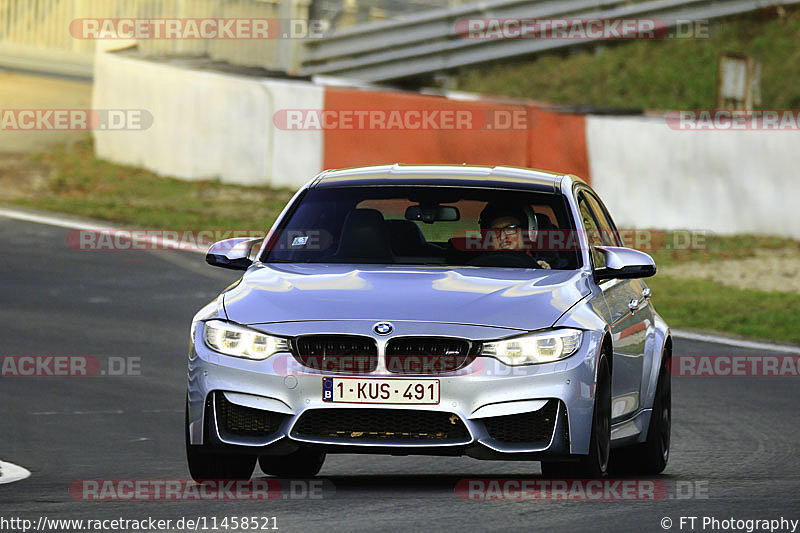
[2,206,799,354]
[0,460,31,484]
[0,206,115,232]
[671,329,800,354]
[0,207,205,254]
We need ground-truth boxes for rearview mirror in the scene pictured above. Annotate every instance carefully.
[404,205,460,224]
[594,246,656,281]
[205,237,264,270]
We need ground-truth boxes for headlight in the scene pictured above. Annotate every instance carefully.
[481,328,583,366]
[203,320,289,360]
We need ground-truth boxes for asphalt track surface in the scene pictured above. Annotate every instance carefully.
[2,215,799,532]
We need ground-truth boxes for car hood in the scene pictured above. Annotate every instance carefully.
[222,264,591,331]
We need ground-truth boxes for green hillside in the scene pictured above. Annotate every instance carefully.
[457,7,800,110]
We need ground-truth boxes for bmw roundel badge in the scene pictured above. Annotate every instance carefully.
[373,322,394,335]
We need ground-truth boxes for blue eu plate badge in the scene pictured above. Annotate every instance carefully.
[322,377,333,402]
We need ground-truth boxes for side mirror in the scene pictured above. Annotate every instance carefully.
[206,237,264,270]
[594,246,656,281]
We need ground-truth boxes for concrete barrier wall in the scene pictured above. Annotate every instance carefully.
[586,115,800,238]
[94,52,589,189]
[92,52,323,187]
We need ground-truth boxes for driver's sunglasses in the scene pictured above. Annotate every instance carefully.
[495,224,522,235]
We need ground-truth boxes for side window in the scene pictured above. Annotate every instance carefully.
[584,193,621,246]
[577,193,606,269]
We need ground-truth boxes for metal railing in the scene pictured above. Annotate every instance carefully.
[2,0,796,82]
[300,0,800,81]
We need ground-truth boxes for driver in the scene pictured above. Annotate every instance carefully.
[479,203,551,269]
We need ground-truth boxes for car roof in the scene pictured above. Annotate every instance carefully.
[310,164,568,193]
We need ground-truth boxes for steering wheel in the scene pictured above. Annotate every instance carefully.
[464,253,539,268]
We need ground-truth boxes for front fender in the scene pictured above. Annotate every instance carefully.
[553,292,612,378]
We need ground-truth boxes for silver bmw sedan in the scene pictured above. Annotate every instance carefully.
[186,164,672,479]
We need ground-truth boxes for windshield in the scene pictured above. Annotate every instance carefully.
[261,186,581,269]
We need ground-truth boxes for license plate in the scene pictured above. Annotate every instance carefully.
[322,377,440,405]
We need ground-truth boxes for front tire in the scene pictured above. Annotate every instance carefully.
[185,400,256,481]
[541,356,611,478]
[610,354,671,475]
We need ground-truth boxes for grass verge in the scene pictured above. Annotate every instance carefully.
[647,276,800,344]
[10,138,294,230]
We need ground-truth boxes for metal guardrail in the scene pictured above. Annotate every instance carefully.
[2,0,796,82]
[301,0,800,81]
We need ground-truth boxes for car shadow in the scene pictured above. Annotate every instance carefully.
[255,472,678,491]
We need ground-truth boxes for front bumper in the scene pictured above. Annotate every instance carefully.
[187,322,603,458]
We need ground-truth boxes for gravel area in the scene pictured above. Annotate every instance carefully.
[660,248,800,294]
[0,70,92,153]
